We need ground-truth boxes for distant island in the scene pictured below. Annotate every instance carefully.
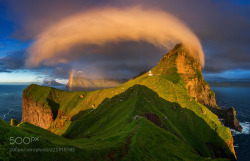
[208,81,250,87]
[42,78,64,86]
[66,77,127,91]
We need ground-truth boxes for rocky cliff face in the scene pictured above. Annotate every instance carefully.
[154,43,241,132]
[159,44,217,107]
[22,95,54,129]
[210,107,242,132]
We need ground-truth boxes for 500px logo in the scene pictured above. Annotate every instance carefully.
[10,137,40,145]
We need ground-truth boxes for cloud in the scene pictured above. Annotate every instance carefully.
[3,0,250,79]
[0,68,11,73]
[26,7,204,68]
[45,41,162,79]
[0,51,25,70]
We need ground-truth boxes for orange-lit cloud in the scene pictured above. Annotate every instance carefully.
[26,7,205,67]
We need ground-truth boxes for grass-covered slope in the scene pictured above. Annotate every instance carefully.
[1,85,234,160]
[23,72,232,150]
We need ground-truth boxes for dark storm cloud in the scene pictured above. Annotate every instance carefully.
[130,0,250,73]
[2,0,250,78]
[4,0,108,40]
[0,50,25,70]
[52,64,74,79]
[0,50,59,81]
[44,41,163,79]
[69,41,163,78]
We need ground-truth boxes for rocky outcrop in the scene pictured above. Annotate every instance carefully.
[22,92,71,133]
[143,112,166,129]
[210,107,242,132]
[22,95,54,129]
[48,110,71,134]
[159,44,217,107]
[156,44,241,132]
[206,141,236,160]
[222,107,242,132]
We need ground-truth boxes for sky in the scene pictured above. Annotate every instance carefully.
[0,0,250,84]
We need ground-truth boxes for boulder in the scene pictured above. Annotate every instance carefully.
[133,115,140,120]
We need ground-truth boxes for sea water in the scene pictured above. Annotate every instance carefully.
[0,85,249,160]
[0,85,66,122]
[0,85,27,122]
[211,86,250,160]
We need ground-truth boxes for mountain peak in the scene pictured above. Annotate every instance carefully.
[154,43,201,76]
[160,43,201,71]
[167,43,187,53]
[152,44,215,107]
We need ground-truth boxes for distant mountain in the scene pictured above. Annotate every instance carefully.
[42,78,63,86]
[209,81,250,87]
[66,77,127,91]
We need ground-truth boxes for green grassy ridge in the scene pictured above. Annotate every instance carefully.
[0,119,91,161]
[1,115,138,160]
[139,75,231,141]
[119,71,231,143]
[122,117,201,161]
[0,116,201,161]
[23,69,231,147]
[62,85,233,159]
[1,85,233,160]
[23,84,88,113]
